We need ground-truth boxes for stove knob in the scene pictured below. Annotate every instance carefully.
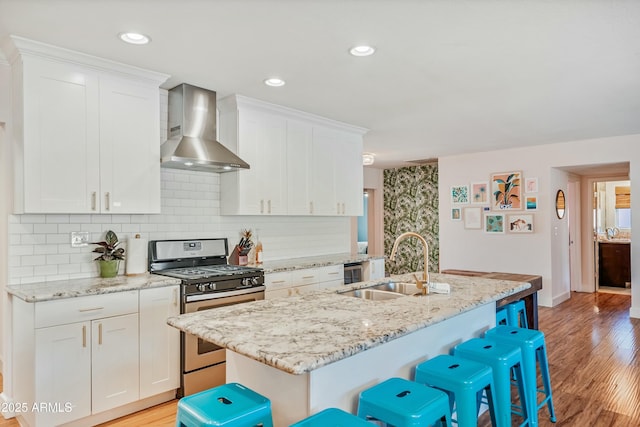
[196,284,208,292]
[251,277,259,285]
[241,278,250,286]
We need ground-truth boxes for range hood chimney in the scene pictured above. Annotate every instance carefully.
[160,83,250,172]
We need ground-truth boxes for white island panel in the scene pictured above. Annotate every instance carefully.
[227,303,495,426]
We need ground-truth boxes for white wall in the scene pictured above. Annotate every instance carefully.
[1,58,12,375]
[363,167,384,256]
[439,135,640,318]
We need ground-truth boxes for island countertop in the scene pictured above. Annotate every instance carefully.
[167,272,530,375]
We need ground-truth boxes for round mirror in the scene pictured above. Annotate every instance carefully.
[555,190,566,219]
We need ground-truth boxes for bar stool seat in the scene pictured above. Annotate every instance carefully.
[415,355,499,427]
[176,382,273,427]
[453,338,530,427]
[290,408,372,426]
[357,377,452,426]
[506,300,529,328]
[485,326,556,427]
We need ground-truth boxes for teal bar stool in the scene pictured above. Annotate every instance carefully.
[506,300,529,328]
[176,383,273,427]
[415,355,499,427]
[290,408,372,426]
[357,377,452,426]
[496,307,509,326]
[453,338,530,427]
[485,326,556,427]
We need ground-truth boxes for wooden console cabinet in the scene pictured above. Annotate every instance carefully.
[598,242,631,288]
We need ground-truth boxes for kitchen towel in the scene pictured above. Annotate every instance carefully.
[126,234,147,275]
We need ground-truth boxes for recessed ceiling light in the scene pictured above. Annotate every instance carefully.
[362,153,375,166]
[349,45,376,57]
[264,78,285,87]
[118,32,151,45]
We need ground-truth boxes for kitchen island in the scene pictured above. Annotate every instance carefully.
[167,272,530,426]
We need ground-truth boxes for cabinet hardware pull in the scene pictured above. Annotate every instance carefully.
[302,276,314,279]
[260,199,264,214]
[328,272,339,275]
[98,323,103,345]
[173,288,178,306]
[337,202,340,213]
[105,192,110,211]
[268,200,271,214]
[79,307,104,312]
[82,325,86,348]
[91,192,97,211]
[310,202,314,214]
[342,203,345,214]
[272,280,286,284]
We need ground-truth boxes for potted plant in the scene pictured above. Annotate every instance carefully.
[493,173,520,209]
[92,230,125,278]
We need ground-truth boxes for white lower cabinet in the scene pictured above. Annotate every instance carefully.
[139,286,180,399]
[13,286,179,427]
[34,322,91,426]
[364,258,386,281]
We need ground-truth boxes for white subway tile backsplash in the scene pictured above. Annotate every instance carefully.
[47,254,70,265]
[46,214,70,223]
[33,244,59,255]
[34,224,58,234]
[21,255,46,266]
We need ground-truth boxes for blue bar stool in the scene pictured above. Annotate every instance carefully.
[453,338,530,427]
[496,307,509,326]
[176,382,273,427]
[290,408,372,426]
[485,326,556,427]
[506,300,529,328]
[357,377,452,426]
[415,355,499,427]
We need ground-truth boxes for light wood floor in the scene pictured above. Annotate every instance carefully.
[1,292,638,426]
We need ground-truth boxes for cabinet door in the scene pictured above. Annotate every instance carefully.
[286,119,313,215]
[335,132,364,216]
[22,57,100,213]
[35,322,91,425]
[99,76,161,213]
[259,111,287,214]
[310,126,338,215]
[265,288,291,299]
[92,313,140,413]
[139,286,180,398]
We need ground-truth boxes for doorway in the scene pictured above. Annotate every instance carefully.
[593,179,632,295]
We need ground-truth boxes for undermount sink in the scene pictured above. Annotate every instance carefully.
[337,289,405,301]
[367,282,422,295]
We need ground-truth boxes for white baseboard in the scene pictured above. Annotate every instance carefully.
[552,291,571,307]
[630,306,640,319]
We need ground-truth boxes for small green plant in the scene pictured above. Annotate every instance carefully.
[92,230,125,261]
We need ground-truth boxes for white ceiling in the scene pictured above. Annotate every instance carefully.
[1,0,639,169]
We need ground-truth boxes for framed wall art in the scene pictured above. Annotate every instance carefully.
[451,208,462,221]
[464,207,482,229]
[525,177,538,193]
[525,196,538,210]
[490,171,522,210]
[507,214,534,233]
[484,213,505,234]
[450,185,470,204]
[470,181,489,204]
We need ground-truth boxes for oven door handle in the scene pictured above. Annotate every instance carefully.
[184,285,266,303]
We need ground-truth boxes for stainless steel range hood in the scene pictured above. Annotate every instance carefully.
[160,83,249,172]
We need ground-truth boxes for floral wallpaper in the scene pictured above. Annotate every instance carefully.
[384,163,439,276]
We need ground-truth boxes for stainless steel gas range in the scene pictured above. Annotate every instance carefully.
[148,238,265,397]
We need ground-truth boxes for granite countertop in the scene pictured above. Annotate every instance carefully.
[251,253,385,274]
[167,272,530,375]
[6,273,181,303]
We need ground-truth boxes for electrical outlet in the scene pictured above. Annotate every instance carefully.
[71,231,90,247]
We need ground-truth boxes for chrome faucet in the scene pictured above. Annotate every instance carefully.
[389,232,430,295]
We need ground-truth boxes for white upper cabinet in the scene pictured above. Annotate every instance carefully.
[219,95,366,216]
[4,36,168,214]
